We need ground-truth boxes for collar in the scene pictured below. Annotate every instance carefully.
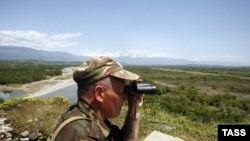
[78,99,111,137]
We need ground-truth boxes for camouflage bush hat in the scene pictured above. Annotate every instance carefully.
[73,56,140,88]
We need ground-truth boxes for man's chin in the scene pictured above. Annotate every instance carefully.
[112,111,121,119]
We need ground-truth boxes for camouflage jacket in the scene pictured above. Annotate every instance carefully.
[53,100,123,141]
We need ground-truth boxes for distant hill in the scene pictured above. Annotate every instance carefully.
[114,56,193,66]
[0,46,89,62]
[0,46,192,65]
[0,46,245,66]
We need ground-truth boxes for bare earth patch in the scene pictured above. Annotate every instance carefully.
[153,80,178,88]
[197,86,250,99]
[0,74,75,98]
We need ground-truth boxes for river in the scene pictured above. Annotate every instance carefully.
[0,91,26,101]
[0,84,78,102]
[38,84,78,102]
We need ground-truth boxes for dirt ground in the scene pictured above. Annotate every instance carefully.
[0,74,75,98]
[153,80,250,99]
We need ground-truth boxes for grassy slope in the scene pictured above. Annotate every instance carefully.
[1,96,216,141]
[0,96,71,140]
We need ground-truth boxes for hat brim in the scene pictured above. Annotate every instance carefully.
[109,69,139,80]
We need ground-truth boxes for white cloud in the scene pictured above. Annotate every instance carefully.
[189,55,243,63]
[73,48,246,65]
[50,33,82,40]
[73,49,183,59]
[0,30,82,51]
[1,30,247,65]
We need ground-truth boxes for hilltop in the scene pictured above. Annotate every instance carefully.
[0,46,246,66]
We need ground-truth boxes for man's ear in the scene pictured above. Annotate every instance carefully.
[94,85,104,102]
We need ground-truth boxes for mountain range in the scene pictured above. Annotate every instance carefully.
[0,46,245,66]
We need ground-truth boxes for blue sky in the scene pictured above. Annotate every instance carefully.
[0,0,250,65]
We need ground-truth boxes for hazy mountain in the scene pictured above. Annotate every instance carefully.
[0,46,89,62]
[115,56,193,65]
[0,46,245,66]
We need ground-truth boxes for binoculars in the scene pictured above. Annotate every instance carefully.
[124,82,157,95]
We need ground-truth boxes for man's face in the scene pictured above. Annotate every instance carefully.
[101,76,126,118]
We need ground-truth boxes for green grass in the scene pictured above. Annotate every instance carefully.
[0,96,71,140]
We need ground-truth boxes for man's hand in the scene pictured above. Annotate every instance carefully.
[127,79,144,119]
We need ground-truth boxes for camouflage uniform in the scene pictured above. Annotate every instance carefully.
[53,56,140,141]
[54,100,122,141]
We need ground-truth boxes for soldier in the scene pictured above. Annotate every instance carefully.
[51,56,144,141]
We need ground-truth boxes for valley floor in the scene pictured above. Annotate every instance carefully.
[0,74,75,98]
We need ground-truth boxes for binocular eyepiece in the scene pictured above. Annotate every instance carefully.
[124,82,157,95]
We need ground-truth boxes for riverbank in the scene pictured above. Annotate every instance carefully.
[0,74,75,98]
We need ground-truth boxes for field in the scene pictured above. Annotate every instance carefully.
[0,62,250,141]
[114,65,250,141]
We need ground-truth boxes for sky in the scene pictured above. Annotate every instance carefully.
[0,0,250,65]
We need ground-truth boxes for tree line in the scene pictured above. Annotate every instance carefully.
[0,60,77,84]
